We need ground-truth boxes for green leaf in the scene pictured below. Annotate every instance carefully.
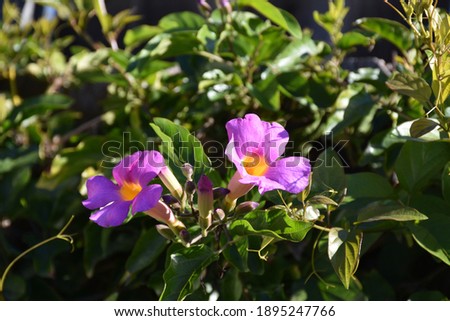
[308,195,339,206]
[247,74,280,111]
[347,172,394,199]
[220,268,243,300]
[126,229,168,274]
[356,17,413,51]
[328,228,362,289]
[230,209,313,242]
[124,25,161,48]
[395,141,450,193]
[409,118,440,138]
[150,118,211,176]
[237,0,302,38]
[10,94,73,123]
[93,0,112,34]
[0,148,38,174]
[356,201,428,223]
[337,31,371,50]
[145,31,201,59]
[271,37,322,73]
[386,72,432,103]
[221,235,249,272]
[276,72,308,97]
[331,90,375,135]
[160,245,218,301]
[443,162,450,203]
[408,213,450,266]
[311,149,347,201]
[158,11,205,31]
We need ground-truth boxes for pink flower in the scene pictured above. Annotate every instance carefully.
[82,151,164,227]
[224,114,311,205]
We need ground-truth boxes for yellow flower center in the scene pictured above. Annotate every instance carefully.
[119,181,142,201]
[242,154,269,176]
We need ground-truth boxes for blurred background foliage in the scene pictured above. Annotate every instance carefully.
[0,0,449,300]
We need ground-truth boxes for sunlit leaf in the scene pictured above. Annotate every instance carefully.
[237,0,302,38]
[230,209,313,242]
[356,17,413,51]
[386,72,432,103]
[160,245,218,300]
[328,228,362,289]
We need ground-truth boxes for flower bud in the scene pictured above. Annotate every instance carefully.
[197,0,212,14]
[185,180,196,195]
[214,208,226,221]
[213,187,229,199]
[219,0,232,14]
[158,165,184,200]
[235,201,259,215]
[162,194,178,205]
[304,206,320,221]
[156,224,176,241]
[197,175,214,236]
[181,163,194,181]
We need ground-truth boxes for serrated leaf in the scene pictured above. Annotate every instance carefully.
[237,0,302,38]
[160,245,218,300]
[328,228,362,289]
[386,72,432,102]
[230,209,313,242]
[356,201,428,223]
[126,229,168,274]
[410,118,439,138]
[356,17,413,51]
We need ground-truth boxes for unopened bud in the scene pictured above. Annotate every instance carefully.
[156,224,176,241]
[185,180,196,195]
[213,187,229,199]
[181,163,194,181]
[214,208,226,221]
[219,0,232,14]
[162,194,178,205]
[235,201,259,215]
[304,206,320,221]
[158,165,184,200]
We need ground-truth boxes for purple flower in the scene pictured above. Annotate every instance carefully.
[82,151,164,227]
[224,114,311,204]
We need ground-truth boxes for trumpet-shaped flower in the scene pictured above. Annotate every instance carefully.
[225,114,311,204]
[82,151,165,227]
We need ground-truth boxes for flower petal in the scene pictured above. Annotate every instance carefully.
[225,113,289,163]
[130,150,165,187]
[252,156,311,194]
[89,201,131,227]
[82,176,120,210]
[113,151,165,187]
[131,184,163,214]
[112,151,142,185]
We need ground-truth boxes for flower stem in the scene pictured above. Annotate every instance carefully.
[0,216,75,296]
[313,224,331,233]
